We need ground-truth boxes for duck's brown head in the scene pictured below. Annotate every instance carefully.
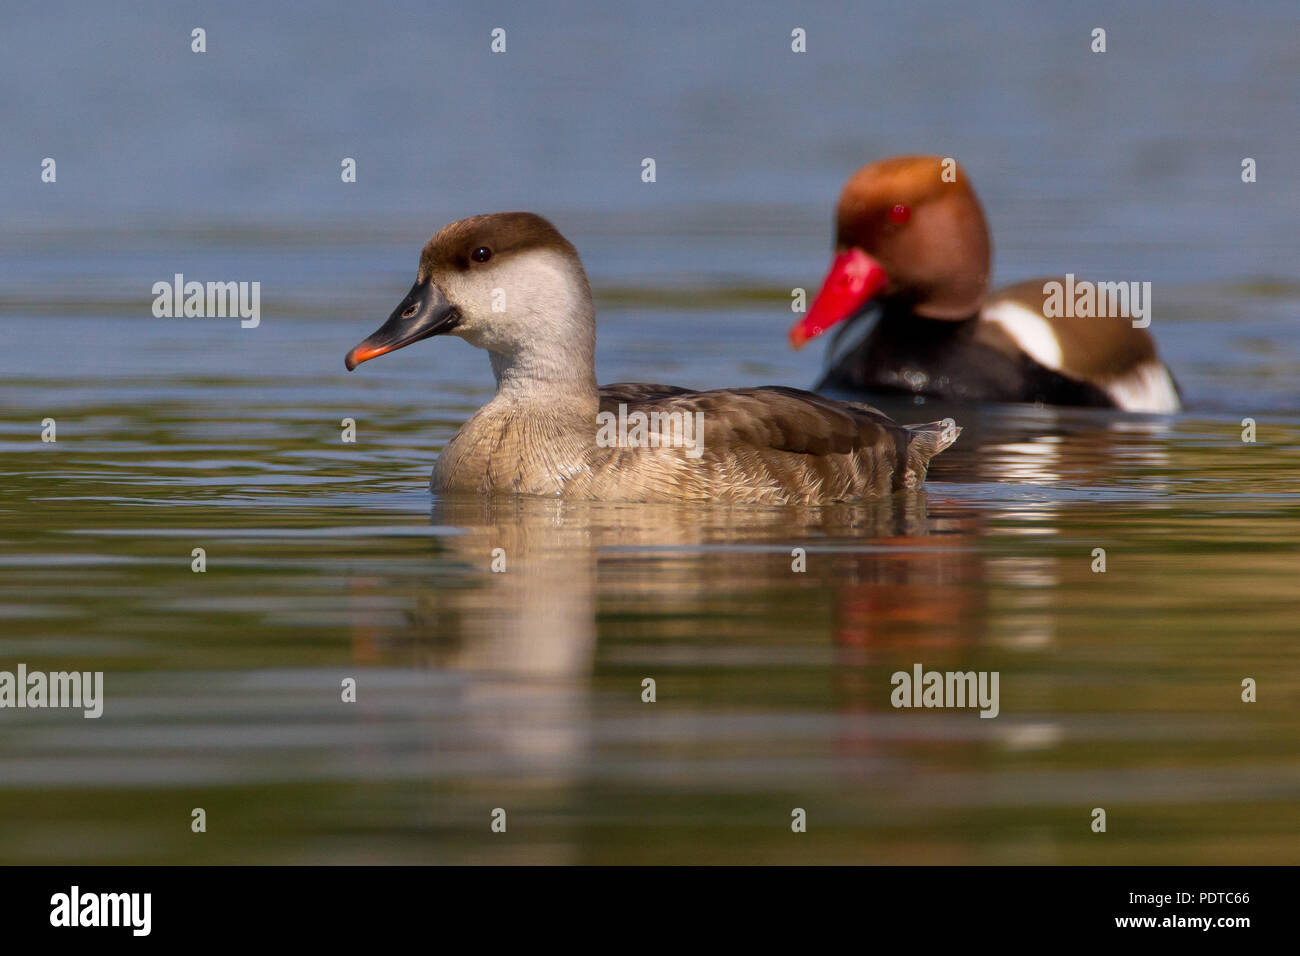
[790,155,991,348]
[346,212,590,370]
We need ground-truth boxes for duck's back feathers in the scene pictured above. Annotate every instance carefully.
[587,384,958,503]
[977,279,1181,413]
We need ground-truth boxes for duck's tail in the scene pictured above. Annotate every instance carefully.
[902,417,961,489]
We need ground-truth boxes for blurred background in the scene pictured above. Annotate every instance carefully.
[0,0,1297,863]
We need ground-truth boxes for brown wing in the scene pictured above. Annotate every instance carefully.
[978,278,1161,384]
[592,384,958,501]
[603,384,904,457]
[599,383,697,408]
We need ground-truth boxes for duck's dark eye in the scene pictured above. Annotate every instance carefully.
[471,246,493,263]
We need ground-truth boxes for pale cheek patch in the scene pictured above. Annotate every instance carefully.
[981,301,1064,372]
[437,272,489,313]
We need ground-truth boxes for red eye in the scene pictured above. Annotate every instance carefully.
[889,204,911,224]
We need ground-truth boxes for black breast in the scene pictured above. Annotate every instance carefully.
[815,311,1116,408]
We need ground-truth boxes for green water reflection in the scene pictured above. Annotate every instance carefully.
[1,355,1297,862]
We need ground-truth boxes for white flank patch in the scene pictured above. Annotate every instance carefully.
[1103,361,1182,413]
[981,300,1064,372]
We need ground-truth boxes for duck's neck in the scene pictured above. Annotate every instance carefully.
[489,347,597,402]
[486,309,600,421]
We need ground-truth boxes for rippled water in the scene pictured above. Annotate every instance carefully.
[3,0,1299,863]
[2,279,1298,863]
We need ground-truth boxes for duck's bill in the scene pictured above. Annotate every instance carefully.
[345,279,461,370]
[789,248,889,349]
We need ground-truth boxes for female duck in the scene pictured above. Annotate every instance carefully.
[347,212,959,504]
